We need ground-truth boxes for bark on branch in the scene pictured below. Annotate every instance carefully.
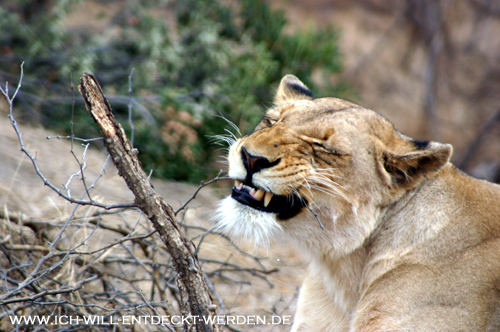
[78,73,218,332]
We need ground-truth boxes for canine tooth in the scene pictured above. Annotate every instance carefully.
[264,191,273,207]
[254,189,265,200]
[235,180,243,189]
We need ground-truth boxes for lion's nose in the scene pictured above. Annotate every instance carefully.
[241,146,281,182]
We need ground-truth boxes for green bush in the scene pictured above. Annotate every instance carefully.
[0,0,347,182]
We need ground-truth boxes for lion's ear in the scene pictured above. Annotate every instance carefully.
[378,141,452,188]
[274,74,313,105]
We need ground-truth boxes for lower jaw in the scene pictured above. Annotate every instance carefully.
[276,204,306,220]
[230,192,307,220]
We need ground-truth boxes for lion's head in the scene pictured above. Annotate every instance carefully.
[217,75,452,254]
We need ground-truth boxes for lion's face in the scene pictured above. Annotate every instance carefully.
[217,75,451,251]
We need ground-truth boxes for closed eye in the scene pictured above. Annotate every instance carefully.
[261,116,278,128]
[313,142,324,148]
[263,117,274,127]
[312,141,347,156]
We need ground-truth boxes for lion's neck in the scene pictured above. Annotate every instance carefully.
[291,193,381,315]
[375,165,454,249]
[299,166,457,318]
[357,165,457,292]
[309,246,367,316]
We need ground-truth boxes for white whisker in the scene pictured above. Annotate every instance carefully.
[298,168,354,206]
[224,128,238,142]
[216,114,242,137]
[209,133,236,147]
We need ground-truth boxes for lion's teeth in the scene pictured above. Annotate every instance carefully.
[235,180,243,189]
[264,191,273,207]
[254,189,265,200]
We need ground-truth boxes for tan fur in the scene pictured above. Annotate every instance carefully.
[219,75,500,331]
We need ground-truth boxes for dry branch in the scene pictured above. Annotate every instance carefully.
[2,65,287,332]
[78,73,218,332]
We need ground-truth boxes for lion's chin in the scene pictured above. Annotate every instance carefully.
[215,196,283,247]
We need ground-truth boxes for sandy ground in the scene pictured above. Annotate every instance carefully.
[0,114,305,331]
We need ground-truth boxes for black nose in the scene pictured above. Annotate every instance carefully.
[241,146,281,183]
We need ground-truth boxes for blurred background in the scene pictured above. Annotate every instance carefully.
[1,0,498,184]
[1,1,499,330]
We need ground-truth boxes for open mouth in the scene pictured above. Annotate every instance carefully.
[231,180,307,220]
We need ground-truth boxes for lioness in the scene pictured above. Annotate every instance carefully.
[216,75,500,331]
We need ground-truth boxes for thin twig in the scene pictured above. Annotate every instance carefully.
[175,171,231,215]
[0,72,135,209]
[1,65,297,331]
[0,275,98,305]
[46,135,104,142]
[306,205,325,231]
